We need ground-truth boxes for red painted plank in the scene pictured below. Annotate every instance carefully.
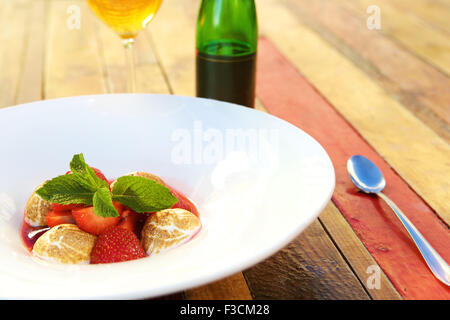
[256,37,450,299]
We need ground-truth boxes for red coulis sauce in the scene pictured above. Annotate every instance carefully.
[20,185,198,252]
[21,221,49,252]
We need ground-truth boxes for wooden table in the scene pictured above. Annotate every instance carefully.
[2,0,449,300]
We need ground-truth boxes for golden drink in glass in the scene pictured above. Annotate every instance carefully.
[86,0,163,91]
[87,0,162,39]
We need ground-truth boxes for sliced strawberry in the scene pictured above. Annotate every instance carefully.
[46,210,76,228]
[72,203,123,235]
[118,209,145,236]
[90,226,146,264]
[52,203,85,212]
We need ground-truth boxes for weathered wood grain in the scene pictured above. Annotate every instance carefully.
[0,0,29,108]
[387,0,450,34]
[255,98,268,113]
[94,20,169,94]
[282,0,450,142]
[319,203,402,300]
[340,0,450,75]
[244,219,370,300]
[185,273,252,300]
[16,0,46,105]
[44,0,104,99]
[258,0,450,226]
[255,36,450,299]
[154,292,185,300]
[145,0,197,96]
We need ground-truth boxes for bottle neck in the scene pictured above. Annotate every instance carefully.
[196,0,258,57]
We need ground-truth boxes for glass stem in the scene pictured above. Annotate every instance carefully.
[123,38,137,93]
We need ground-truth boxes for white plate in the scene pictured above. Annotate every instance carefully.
[0,94,334,299]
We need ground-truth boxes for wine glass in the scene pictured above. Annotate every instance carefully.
[86,0,163,92]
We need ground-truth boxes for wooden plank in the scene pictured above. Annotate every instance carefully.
[258,0,450,226]
[340,0,450,75]
[44,0,104,99]
[387,0,450,34]
[438,0,450,6]
[145,0,196,96]
[255,36,450,299]
[319,202,402,300]
[282,0,450,142]
[94,19,169,94]
[154,292,185,300]
[244,219,370,300]
[16,0,47,105]
[255,98,268,113]
[185,273,252,300]
[0,0,29,108]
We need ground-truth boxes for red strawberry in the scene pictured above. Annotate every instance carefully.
[72,203,123,235]
[90,226,146,264]
[118,209,144,236]
[46,210,76,228]
[170,189,198,217]
[52,203,85,212]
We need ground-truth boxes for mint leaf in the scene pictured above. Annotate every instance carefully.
[93,187,119,217]
[70,153,88,175]
[36,174,96,205]
[69,153,109,190]
[111,176,178,213]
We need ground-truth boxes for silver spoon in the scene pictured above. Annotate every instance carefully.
[347,155,450,286]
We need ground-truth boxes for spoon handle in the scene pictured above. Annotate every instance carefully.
[378,192,450,286]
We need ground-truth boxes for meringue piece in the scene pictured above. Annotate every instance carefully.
[24,183,53,227]
[141,209,201,255]
[32,224,97,264]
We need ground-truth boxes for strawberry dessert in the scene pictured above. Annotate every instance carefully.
[21,153,201,264]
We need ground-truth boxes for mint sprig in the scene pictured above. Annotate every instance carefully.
[35,153,178,218]
[93,187,118,218]
[111,176,178,213]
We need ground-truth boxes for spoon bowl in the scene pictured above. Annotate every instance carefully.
[347,155,385,194]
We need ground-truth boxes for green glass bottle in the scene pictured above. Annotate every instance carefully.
[196,0,258,108]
